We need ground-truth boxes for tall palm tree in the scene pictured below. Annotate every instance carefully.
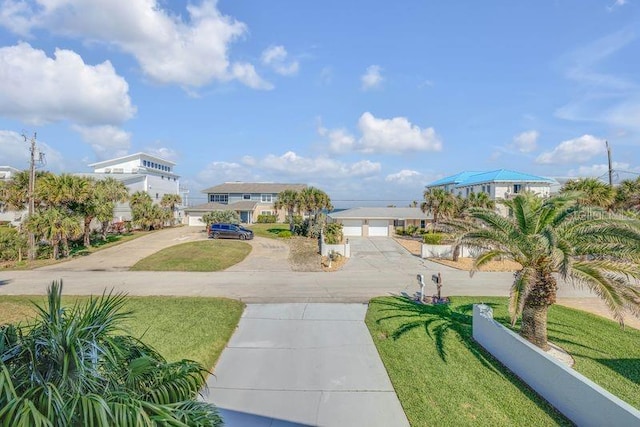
[160,194,182,226]
[0,281,222,426]
[23,207,82,259]
[96,177,129,238]
[615,177,640,212]
[421,188,458,225]
[275,189,300,231]
[560,177,615,209]
[457,193,640,349]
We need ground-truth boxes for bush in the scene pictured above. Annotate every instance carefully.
[256,214,277,223]
[423,233,447,245]
[202,210,240,225]
[324,222,343,244]
[278,230,292,238]
[0,227,26,261]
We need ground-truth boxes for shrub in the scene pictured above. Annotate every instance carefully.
[256,214,277,223]
[202,210,240,225]
[0,227,26,261]
[324,222,343,244]
[423,233,447,245]
[278,230,292,238]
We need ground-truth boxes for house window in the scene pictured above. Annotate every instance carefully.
[420,220,426,229]
[486,185,491,194]
[243,194,251,200]
[513,184,522,194]
[261,210,273,215]
[261,194,273,203]
[466,188,470,196]
[210,194,228,203]
[155,193,159,199]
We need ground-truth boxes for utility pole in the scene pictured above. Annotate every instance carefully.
[605,141,613,187]
[23,132,41,261]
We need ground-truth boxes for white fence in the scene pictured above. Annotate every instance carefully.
[319,241,351,258]
[420,244,474,258]
[472,304,640,426]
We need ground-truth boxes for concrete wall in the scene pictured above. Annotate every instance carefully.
[472,304,640,427]
[320,240,351,258]
[421,244,472,258]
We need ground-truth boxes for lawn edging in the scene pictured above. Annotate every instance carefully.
[473,304,640,426]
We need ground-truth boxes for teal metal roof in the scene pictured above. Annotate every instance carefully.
[427,169,554,188]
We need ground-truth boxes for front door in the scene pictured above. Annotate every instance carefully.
[240,211,249,223]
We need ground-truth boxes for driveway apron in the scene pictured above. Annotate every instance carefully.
[202,303,409,427]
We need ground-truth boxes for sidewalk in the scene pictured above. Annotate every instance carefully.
[201,303,409,427]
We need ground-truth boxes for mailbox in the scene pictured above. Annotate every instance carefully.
[416,274,425,286]
[431,274,440,284]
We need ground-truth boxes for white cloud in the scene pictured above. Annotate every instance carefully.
[250,151,381,177]
[0,43,135,125]
[318,126,356,154]
[385,169,423,185]
[567,161,632,177]
[512,130,539,153]
[72,125,131,160]
[361,65,383,90]
[536,134,606,164]
[261,45,299,76]
[197,160,257,184]
[144,147,179,162]
[358,112,442,153]
[0,0,272,89]
[0,129,65,171]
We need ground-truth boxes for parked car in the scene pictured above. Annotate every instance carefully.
[208,223,254,240]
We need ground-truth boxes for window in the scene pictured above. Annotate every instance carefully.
[155,193,159,199]
[209,194,228,203]
[513,184,522,194]
[143,160,147,167]
[466,188,470,196]
[261,210,273,215]
[486,185,491,194]
[420,220,426,229]
[261,194,273,203]
[243,194,251,200]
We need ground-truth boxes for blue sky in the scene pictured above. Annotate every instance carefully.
[0,0,638,208]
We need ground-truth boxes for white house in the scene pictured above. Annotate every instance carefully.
[0,166,24,226]
[426,169,556,216]
[82,153,182,221]
[328,207,432,237]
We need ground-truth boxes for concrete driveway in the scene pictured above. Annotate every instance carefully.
[342,237,453,273]
[201,303,409,427]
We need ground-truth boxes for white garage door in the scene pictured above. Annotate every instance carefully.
[341,219,363,236]
[188,215,205,226]
[368,219,389,237]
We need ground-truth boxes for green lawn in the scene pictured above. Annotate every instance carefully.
[0,295,244,370]
[247,223,289,238]
[130,239,251,271]
[366,296,640,426]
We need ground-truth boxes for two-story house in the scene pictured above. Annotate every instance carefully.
[81,153,182,221]
[426,169,556,216]
[184,182,307,226]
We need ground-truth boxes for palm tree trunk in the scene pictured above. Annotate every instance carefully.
[520,304,550,350]
[83,216,93,247]
[520,273,557,350]
[452,244,461,262]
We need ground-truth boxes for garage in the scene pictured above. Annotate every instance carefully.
[341,219,363,236]
[368,219,389,237]
[188,215,205,226]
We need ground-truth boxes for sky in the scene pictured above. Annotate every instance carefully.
[0,0,639,208]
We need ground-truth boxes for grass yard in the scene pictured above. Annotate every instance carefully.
[130,239,251,271]
[248,223,290,239]
[0,295,244,370]
[366,296,640,426]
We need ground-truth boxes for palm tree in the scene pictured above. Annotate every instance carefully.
[457,193,640,349]
[464,191,496,211]
[560,177,615,209]
[24,207,83,259]
[95,178,129,239]
[0,281,222,426]
[275,189,301,231]
[615,177,640,212]
[421,188,458,225]
[160,194,182,226]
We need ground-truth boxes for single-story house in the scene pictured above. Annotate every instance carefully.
[328,207,432,237]
[184,182,307,226]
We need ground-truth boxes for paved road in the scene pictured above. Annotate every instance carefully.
[202,304,409,427]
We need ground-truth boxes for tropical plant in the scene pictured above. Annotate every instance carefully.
[421,188,459,225]
[615,177,640,212]
[160,194,182,226]
[202,210,240,225]
[324,222,343,244]
[455,193,640,349]
[95,178,129,240]
[274,189,300,231]
[560,177,615,209]
[24,207,83,259]
[0,281,222,426]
